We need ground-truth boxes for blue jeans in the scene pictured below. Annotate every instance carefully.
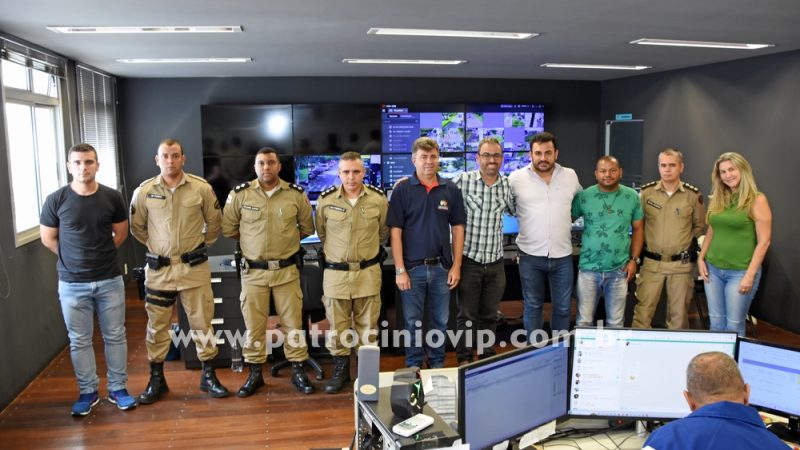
[519,253,574,342]
[400,264,451,368]
[704,262,761,337]
[58,276,127,394]
[576,269,629,328]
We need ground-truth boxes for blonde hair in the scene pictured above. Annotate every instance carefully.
[707,152,759,219]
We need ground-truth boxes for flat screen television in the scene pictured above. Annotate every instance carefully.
[568,327,738,420]
[381,103,465,153]
[292,103,381,155]
[438,154,466,180]
[295,154,381,193]
[382,153,416,189]
[736,338,800,442]
[465,104,545,152]
[458,338,569,450]
[203,154,294,210]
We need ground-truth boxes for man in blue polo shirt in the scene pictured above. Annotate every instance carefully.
[388,137,466,368]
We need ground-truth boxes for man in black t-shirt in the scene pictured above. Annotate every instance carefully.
[40,143,136,416]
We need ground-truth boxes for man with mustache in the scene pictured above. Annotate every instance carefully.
[572,156,643,328]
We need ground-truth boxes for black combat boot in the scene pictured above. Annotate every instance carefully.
[138,361,169,405]
[291,362,315,394]
[199,362,230,398]
[324,356,351,394]
[237,363,265,397]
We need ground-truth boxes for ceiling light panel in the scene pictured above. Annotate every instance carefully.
[367,27,537,40]
[342,58,466,65]
[541,63,651,70]
[47,26,242,34]
[630,38,773,50]
[117,58,251,63]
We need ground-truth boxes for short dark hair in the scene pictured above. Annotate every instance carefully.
[339,151,362,162]
[159,138,184,155]
[256,147,279,158]
[530,131,557,151]
[68,143,98,161]
[478,137,502,153]
[597,155,620,168]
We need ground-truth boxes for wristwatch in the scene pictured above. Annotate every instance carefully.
[395,267,407,276]
[631,257,641,265]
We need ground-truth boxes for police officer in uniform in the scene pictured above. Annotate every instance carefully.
[633,148,706,329]
[221,147,316,395]
[316,152,389,394]
[130,138,229,403]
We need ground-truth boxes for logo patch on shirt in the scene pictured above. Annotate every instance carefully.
[242,204,260,211]
[327,205,346,212]
[438,199,449,211]
[646,199,662,209]
[147,193,166,200]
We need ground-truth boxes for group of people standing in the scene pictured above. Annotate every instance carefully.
[41,130,771,416]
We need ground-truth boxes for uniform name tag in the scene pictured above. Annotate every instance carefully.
[242,204,259,211]
[327,205,346,212]
[646,199,662,209]
[147,193,166,200]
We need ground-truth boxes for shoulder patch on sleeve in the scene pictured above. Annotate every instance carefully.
[682,182,700,193]
[233,182,249,193]
[289,183,304,193]
[319,185,337,198]
[640,181,658,190]
[365,184,385,196]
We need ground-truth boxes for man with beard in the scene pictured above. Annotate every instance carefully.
[572,155,643,328]
[509,132,582,342]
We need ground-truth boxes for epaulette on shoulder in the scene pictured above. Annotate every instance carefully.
[319,185,337,198]
[682,182,700,193]
[365,184,385,196]
[138,175,158,187]
[288,183,304,193]
[233,182,250,193]
[187,173,210,184]
[640,181,658,190]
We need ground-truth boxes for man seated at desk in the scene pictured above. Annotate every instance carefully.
[644,351,788,450]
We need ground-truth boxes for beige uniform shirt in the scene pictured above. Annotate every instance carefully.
[130,172,221,290]
[316,184,389,299]
[221,178,314,287]
[641,180,706,257]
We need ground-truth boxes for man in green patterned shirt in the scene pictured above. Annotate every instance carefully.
[571,156,644,328]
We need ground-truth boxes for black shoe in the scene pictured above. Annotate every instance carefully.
[324,356,351,394]
[199,362,230,398]
[138,361,169,405]
[237,363,265,397]
[291,362,315,394]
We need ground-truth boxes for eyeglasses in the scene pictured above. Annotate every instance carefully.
[479,153,503,159]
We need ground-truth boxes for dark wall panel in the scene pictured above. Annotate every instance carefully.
[601,50,800,333]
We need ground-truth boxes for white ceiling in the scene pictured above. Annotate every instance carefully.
[1,0,799,81]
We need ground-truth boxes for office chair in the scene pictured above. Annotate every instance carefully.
[270,264,331,380]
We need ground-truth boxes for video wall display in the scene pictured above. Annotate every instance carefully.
[201,103,544,201]
[295,154,381,193]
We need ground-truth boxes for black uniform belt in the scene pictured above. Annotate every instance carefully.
[245,253,298,270]
[423,257,442,265]
[643,249,695,262]
[323,253,382,271]
[146,244,207,270]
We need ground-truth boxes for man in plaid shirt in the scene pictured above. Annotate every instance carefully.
[452,137,514,364]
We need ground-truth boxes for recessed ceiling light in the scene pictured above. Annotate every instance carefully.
[117,58,251,63]
[367,27,537,40]
[47,26,242,34]
[541,63,652,71]
[342,58,466,65]
[630,38,773,50]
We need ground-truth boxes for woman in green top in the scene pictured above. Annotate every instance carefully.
[697,152,772,337]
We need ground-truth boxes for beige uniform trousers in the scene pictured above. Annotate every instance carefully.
[145,284,218,362]
[240,278,309,363]
[633,259,694,329]
[323,294,381,356]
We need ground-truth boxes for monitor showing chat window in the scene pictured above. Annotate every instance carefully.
[569,327,737,420]
[736,338,800,441]
[459,339,569,450]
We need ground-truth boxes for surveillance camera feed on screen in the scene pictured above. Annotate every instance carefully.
[295,154,381,193]
[465,104,545,152]
[569,328,737,420]
[381,104,465,153]
[466,151,530,176]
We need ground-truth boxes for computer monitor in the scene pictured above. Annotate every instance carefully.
[465,103,545,152]
[458,339,569,449]
[438,154,466,180]
[736,338,800,441]
[502,213,519,236]
[569,327,738,420]
[295,154,381,193]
